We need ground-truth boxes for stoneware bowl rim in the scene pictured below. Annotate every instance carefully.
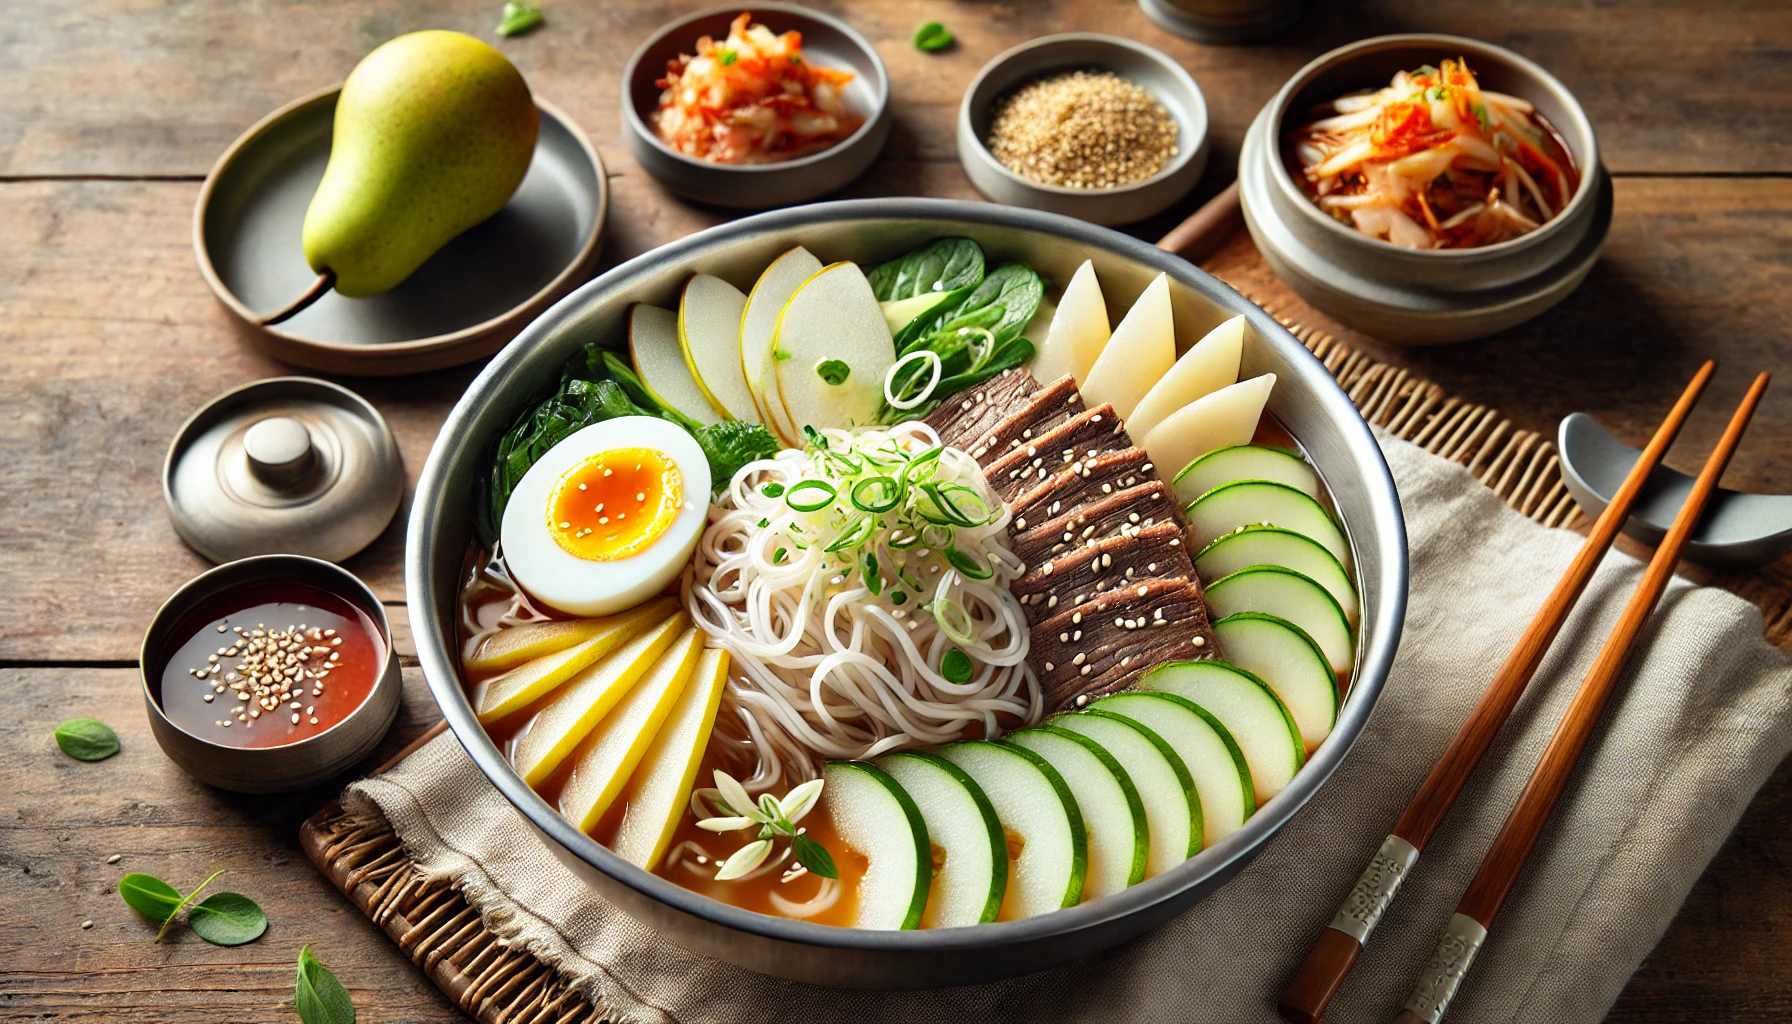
[1265,32,1600,261]
[620,2,891,177]
[408,198,1407,964]
[957,32,1209,199]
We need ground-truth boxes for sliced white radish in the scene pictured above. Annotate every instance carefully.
[1195,526,1360,626]
[740,246,822,442]
[606,647,730,870]
[822,760,932,930]
[1140,373,1275,481]
[1126,315,1247,439]
[772,262,895,432]
[556,626,703,831]
[1054,711,1199,876]
[1031,260,1110,386]
[1185,479,1351,569]
[1008,727,1146,900]
[677,274,757,422]
[877,751,1007,927]
[938,740,1086,918]
[1081,272,1174,420]
[628,304,720,426]
[1211,613,1339,752]
[1205,567,1354,677]
[1138,659,1304,805]
[1172,444,1319,505]
[1090,691,1253,848]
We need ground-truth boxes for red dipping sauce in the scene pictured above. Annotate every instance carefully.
[156,583,385,749]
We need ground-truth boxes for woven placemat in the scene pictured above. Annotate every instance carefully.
[300,253,1792,1024]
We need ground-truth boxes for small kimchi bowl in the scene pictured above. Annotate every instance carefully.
[1239,34,1611,345]
[622,4,891,209]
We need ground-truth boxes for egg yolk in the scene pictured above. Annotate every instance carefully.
[547,448,684,561]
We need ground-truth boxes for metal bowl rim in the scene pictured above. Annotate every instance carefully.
[407,197,1408,956]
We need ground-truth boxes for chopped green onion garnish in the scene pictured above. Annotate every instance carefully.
[785,480,837,512]
[815,359,851,386]
[850,475,902,513]
[940,648,973,683]
[761,482,786,497]
[944,546,993,579]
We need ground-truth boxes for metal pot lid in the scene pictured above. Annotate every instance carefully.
[164,377,403,564]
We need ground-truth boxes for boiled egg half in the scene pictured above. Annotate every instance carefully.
[501,417,710,616]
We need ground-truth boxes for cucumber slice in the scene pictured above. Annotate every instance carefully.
[1138,660,1304,805]
[938,741,1086,918]
[821,761,931,930]
[1007,727,1147,900]
[1185,480,1350,570]
[1205,566,1354,677]
[876,751,1007,928]
[1171,445,1319,505]
[1054,711,1200,876]
[1089,692,1253,848]
[1211,613,1338,752]
[1194,526,1360,626]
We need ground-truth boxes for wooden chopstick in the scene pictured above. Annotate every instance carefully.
[1278,360,1717,1024]
[1392,370,1771,1024]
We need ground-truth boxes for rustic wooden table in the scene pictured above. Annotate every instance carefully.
[2,1,1788,1020]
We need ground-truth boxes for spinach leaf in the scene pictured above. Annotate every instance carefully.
[55,718,119,761]
[867,238,983,303]
[296,945,355,1024]
[189,892,268,946]
[691,420,780,484]
[904,263,1044,352]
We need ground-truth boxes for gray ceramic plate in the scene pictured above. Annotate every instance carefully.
[195,87,607,375]
[407,199,1408,988]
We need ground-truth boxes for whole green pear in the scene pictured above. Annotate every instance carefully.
[302,30,539,297]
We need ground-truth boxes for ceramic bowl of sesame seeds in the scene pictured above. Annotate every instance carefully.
[140,553,401,793]
[957,33,1210,227]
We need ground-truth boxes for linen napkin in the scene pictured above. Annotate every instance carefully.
[348,435,1792,1023]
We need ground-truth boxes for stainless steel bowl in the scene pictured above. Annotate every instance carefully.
[407,199,1408,987]
[621,4,891,209]
[1239,35,1611,345]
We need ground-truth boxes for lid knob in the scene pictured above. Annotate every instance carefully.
[243,415,316,485]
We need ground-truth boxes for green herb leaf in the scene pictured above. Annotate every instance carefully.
[815,359,851,386]
[940,647,974,683]
[189,892,267,946]
[154,868,224,943]
[912,21,954,53]
[773,347,793,362]
[296,945,355,1024]
[792,834,839,879]
[692,420,780,484]
[118,874,183,923]
[867,237,983,304]
[719,48,738,65]
[55,718,119,761]
[496,1,544,36]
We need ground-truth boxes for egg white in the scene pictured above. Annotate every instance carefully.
[500,416,711,617]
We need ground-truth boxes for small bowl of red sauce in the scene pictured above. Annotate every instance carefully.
[140,554,401,792]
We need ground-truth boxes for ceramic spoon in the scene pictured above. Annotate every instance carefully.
[1558,412,1792,570]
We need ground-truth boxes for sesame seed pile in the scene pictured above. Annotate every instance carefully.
[189,619,343,730]
[985,70,1180,189]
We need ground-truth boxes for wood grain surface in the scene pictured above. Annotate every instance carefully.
[1,0,1788,1021]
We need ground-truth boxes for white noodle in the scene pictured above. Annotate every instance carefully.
[684,424,1039,789]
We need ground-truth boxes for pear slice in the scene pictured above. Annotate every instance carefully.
[1031,260,1110,386]
[605,646,731,868]
[741,246,822,443]
[678,274,758,423]
[772,262,895,433]
[1126,315,1248,439]
[1141,373,1276,481]
[508,612,688,784]
[1080,272,1175,421]
[465,617,614,675]
[628,304,720,426]
[556,626,705,831]
[471,599,674,724]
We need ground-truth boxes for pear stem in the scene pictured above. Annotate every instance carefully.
[256,269,336,327]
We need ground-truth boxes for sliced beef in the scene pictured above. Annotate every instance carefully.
[923,369,1039,451]
[961,375,1084,467]
[1010,521,1194,624]
[983,403,1129,500]
[1029,577,1219,713]
[1011,479,1181,566]
[1009,448,1158,530]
